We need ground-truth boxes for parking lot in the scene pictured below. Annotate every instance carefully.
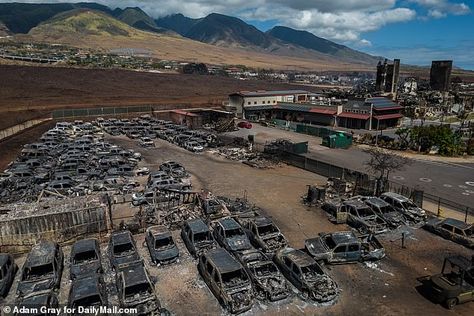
[0,118,472,315]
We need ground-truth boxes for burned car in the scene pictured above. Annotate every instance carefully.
[241,217,288,254]
[424,218,473,248]
[359,196,407,228]
[341,200,388,234]
[16,291,59,314]
[145,226,179,265]
[380,192,426,223]
[159,161,188,178]
[17,241,64,297]
[274,248,338,302]
[213,218,253,253]
[181,219,217,258]
[68,275,107,308]
[198,248,254,314]
[0,253,17,298]
[236,250,289,301]
[304,231,385,264]
[70,239,103,280]
[116,262,163,315]
[108,230,141,270]
[418,255,474,309]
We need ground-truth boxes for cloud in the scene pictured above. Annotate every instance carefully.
[408,0,470,17]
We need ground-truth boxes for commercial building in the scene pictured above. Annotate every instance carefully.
[376,59,400,97]
[430,60,453,91]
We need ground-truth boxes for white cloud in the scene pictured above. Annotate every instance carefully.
[409,0,470,17]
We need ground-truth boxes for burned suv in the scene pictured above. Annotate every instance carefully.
[70,239,102,280]
[17,241,64,297]
[241,217,288,254]
[181,219,217,258]
[274,248,338,302]
[380,192,426,223]
[236,250,289,302]
[116,262,163,315]
[108,231,141,270]
[68,275,107,308]
[145,226,179,265]
[0,253,17,298]
[198,248,254,314]
[213,218,252,253]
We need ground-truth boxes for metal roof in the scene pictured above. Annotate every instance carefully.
[186,218,210,233]
[232,90,312,97]
[72,239,98,254]
[120,262,149,287]
[218,217,241,230]
[70,275,101,300]
[330,231,358,245]
[366,97,402,110]
[25,241,57,267]
[254,216,274,227]
[283,248,315,267]
[206,248,242,273]
[338,112,370,120]
[373,113,403,120]
[111,231,134,245]
[364,197,390,208]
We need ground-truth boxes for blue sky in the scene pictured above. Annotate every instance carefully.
[3,0,473,69]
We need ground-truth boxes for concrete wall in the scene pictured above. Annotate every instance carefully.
[0,118,52,141]
[0,205,109,254]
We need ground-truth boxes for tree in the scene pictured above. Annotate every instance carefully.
[363,147,410,195]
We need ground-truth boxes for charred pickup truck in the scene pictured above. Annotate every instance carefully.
[304,231,385,264]
[198,248,254,314]
[236,249,290,302]
[274,248,338,302]
[241,217,288,254]
[17,241,64,297]
[181,218,218,258]
[424,217,473,248]
[419,255,473,309]
[116,262,164,315]
[380,192,426,223]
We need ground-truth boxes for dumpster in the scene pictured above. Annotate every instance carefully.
[322,132,352,149]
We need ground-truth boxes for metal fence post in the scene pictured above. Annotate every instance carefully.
[437,198,441,217]
[465,207,469,223]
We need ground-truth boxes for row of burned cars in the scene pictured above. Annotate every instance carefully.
[0,121,147,204]
[96,115,217,153]
[321,192,473,249]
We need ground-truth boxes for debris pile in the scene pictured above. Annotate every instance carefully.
[210,147,280,169]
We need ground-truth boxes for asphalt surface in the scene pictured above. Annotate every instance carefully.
[226,124,474,207]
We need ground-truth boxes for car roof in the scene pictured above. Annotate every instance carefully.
[254,216,274,227]
[364,197,389,207]
[111,231,133,244]
[0,253,10,266]
[120,263,149,287]
[342,199,369,208]
[329,231,358,245]
[147,225,171,237]
[218,217,241,230]
[72,239,98,253]
[206,248,242,273]
[186,219,210,233]
[283,248,315,267]
[25,241,58,267]
[444,218,471,230]
[381,192,408,201]
[70,275,101,300]
[20,292,54,305]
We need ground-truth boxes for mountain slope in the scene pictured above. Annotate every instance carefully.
[0,21,10,36]
[21,9,360,71]
[155,13,199,36]
[267,26,380,64]
[113,7,170,34]
[0,2,112,33]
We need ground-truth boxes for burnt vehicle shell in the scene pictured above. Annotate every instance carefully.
[380,192,426,223]
[108,231,141,270]
[304,231,385,264]
[70,239,103,280]
[342,200,388,234]
[424,217,473,248]
[145,226,179,265]
[242,217,288,254]
[16,291,59,315]
[68,275,107,308]
[359,196,407,228]
[0,253,17,298]
[198,248,254,314]
[236,250,289,302]
[274,248,338,302]
[116,262,162,315]
[419,255,474,309]
[17,241,63,297]
[213,218,252,253]
[181,219,217,258]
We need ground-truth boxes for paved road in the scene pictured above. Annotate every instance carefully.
[227,125,474,207]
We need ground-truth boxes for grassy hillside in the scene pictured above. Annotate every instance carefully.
[114,7,169,34]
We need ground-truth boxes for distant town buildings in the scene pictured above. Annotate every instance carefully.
[376,59,400,98]
[430,60,453,91]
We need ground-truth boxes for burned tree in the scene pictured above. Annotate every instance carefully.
[363,147,409,195]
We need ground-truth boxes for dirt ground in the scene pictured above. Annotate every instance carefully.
[0,128,472,315]
[0,65,318,129]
